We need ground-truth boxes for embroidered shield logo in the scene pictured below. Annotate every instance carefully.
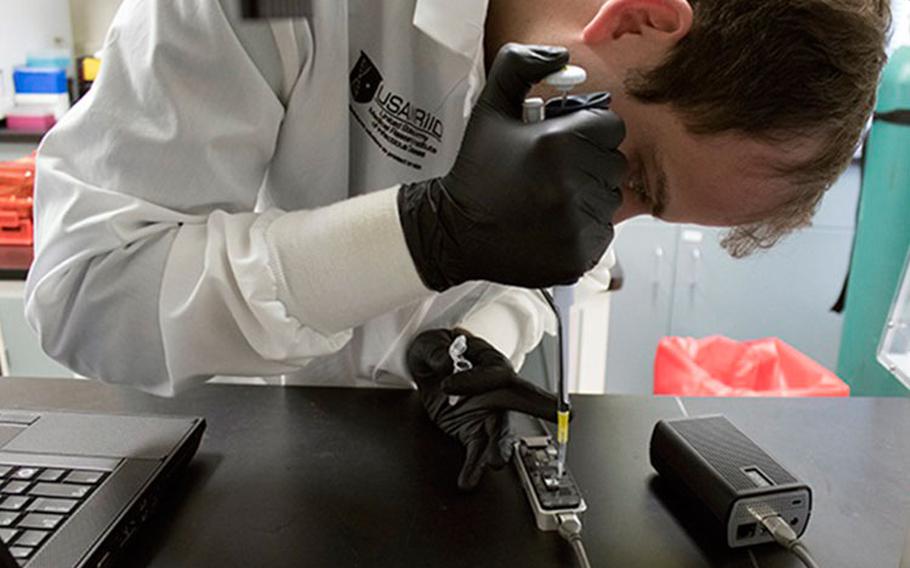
[350,52,384,104]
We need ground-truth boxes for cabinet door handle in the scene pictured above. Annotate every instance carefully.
[689,248,701,288]
[652,246,664,286]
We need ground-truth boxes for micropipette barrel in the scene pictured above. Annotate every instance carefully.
[524,95,572,477]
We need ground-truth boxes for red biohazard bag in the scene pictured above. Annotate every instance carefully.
[654,336,850,397]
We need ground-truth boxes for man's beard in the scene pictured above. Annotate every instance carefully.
[627,175,649,204]
[626,175,655,213]
[626,173,665,217]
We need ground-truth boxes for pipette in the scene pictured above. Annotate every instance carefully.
[523,64,592,478]
[545,65,587,110]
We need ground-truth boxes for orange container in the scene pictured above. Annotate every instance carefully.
[0,154,36,197]
[0,154,36,247]
[0,196,34,246]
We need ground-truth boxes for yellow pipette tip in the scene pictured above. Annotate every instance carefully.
[557,410,570,445]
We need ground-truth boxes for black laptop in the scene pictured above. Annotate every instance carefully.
[0,409,204,567]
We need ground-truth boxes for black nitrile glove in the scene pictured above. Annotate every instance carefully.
[398,43,627,291]
[407,329,560,491]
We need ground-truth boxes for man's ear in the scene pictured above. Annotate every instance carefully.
[582,0,692,46]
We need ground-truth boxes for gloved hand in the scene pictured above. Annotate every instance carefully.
[398,43,627,291]
[407,328,560,491]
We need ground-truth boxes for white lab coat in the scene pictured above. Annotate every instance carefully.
[25,0,563,395]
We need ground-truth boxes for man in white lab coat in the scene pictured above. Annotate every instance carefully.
[26,0,889,488]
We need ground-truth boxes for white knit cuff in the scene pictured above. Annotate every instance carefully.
[265,187,432,334]
[457,288,557,372]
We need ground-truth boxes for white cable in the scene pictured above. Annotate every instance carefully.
[557,513,593,568]
[570,537,592,568]
[758,515,821,568]
[674,396,690,417]
[791,542,821,568]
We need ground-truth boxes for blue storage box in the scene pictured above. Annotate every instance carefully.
[13,67,68,94]
[27,55,72,70]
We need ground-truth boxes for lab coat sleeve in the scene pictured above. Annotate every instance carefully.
[456,286,557,373]
[454,248,615,373]
[24,0,429,396]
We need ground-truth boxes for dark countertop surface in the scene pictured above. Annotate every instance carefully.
[0,129,44,145]
[0,378,907,567]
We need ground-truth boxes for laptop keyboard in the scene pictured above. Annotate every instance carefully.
[0,464,107,565]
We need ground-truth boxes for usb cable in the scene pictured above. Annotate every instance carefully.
[557,513,592,568]
[759,515,821,568]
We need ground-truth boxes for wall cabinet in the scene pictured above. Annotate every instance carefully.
[605,165,861,394]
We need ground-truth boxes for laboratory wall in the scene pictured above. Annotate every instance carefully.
[0,0,124,98]
[0,1,73,105]
[69,0,123,56]
[891,0,910,55]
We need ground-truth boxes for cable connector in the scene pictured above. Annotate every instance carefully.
[756,515,821,568]
[557,512,583,541]
[759,514,799,548]
[557,513,592,568]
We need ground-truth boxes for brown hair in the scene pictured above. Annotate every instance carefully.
[626,0,892,256]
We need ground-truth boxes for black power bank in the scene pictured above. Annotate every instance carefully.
[650,415,812,548]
